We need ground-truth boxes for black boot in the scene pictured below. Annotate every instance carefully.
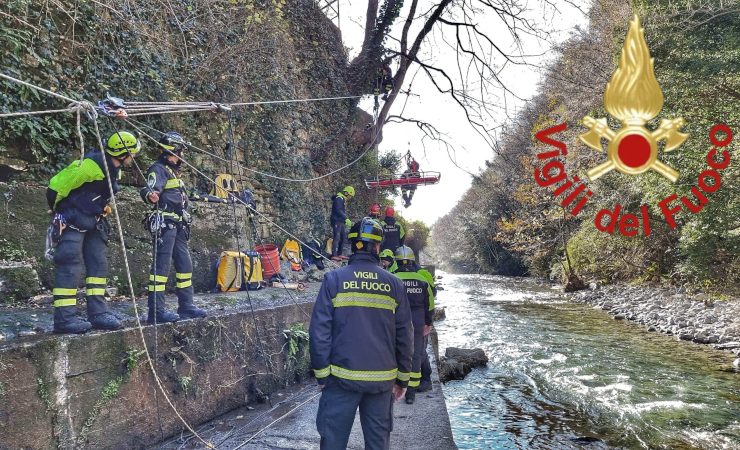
[177,302,207,320]
[89,312,123,331]
[405,389,416,404]
[54,306,92,334]
[147,297,179,324]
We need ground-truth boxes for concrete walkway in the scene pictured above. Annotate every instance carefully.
[156,344,458,450]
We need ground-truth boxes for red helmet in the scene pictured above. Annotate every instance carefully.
[369,203,381,215]
[385,206,395,217]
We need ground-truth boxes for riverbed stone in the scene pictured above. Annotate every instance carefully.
[433,307,446,322]
[439,347,488,382]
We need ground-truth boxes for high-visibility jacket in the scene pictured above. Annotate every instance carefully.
[381,217,405,252]
[310,251,413,393]
[47,151,121,230]
[394,267,433,326]
[140,157,189,222]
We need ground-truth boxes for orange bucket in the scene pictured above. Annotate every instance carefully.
[255,244,280,280]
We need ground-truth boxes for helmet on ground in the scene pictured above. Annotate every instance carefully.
[347,217,384,251]
[394,245,415,263]
[385,206,395,217]
[342,186,355,198]
[106,131,141,157]
[379,249,395,261]
[369,203,381,215]
[158,131,188,155]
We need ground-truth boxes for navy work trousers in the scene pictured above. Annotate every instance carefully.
[148,223,194,310]
[331,223,347,257]
[316,383,393,450]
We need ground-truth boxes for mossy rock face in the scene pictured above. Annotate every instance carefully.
[0,263,41,303]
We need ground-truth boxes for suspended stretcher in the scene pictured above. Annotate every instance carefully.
[364,171,441,189]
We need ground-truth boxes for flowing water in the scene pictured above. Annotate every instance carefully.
[435,274,740,450]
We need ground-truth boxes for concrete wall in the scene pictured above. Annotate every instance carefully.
[0,303,312,450]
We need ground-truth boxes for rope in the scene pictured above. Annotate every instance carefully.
[0,107,77,118]
[230,94,361,107]
[231,390,322,449]
[89,116,214,449]
[0,72,83,105]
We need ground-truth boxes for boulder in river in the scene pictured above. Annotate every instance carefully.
[433,307,446,322]
[439,347,488,382]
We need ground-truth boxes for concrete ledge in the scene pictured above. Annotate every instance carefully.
[0,301,313,450]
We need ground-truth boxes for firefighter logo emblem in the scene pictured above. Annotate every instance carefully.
[579,15,688,182]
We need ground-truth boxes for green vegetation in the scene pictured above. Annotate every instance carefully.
[283,322,310,381]
[35,377,53,412]
[432,1,739,295]
[77,376,124,446]
[123,348,146,373]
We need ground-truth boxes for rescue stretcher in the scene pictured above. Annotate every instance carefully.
[364,171,441,189]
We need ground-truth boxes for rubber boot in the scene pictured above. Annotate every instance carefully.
[177,302,207,320]
[87,298,123,330]
[405,389,416,404]
[54,306,92,334]
[147,297,179,324]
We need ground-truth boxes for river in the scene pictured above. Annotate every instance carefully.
[434,274,740,450]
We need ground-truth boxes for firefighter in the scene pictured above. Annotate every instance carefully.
[393,245,433,404]
[310,217,413,450]
[330,185,355,260]
[401,153,420,208]
[416,266,437,392]
[140,131,206,324]
[369,202,381,220]
[379,249,397,273]
[380,206,405,253]
[47,131,140,334]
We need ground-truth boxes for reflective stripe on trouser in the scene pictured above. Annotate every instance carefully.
[409,307,426,390]
[317,384,393,450]
[331,223,346,257]
[53,226,112,316]
[148,224,194,311]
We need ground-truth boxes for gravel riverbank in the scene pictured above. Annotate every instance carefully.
[569,284,740,363]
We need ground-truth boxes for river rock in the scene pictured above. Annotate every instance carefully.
[433,307,446,322]
[438,347,488,382]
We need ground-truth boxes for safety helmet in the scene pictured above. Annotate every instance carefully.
[343,186,355,198]
[385,206,395,217]
[158,131,188,155]
[369,203,381,215]
[379,249,395,261]
[106,131,141,157]
[347,217,384,251]
[394,245,415,263]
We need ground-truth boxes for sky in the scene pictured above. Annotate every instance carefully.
[335,0,590,225]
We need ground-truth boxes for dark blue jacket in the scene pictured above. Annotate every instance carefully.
[51,151,120,231]
[309,251,413,393]
[395,265,433,326]
[381,217,405,252]
[330,193,347,225]
[140,157,188,221]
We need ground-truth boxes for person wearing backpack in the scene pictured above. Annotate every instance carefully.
[380,206,405,253]
[330,185,354,260]
[46,131,140,334]
[140,131,206,324]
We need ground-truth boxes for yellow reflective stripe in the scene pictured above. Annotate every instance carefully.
[85,277,106,285]
[149,274,168,282]
[160,211,181,219]
[347,232,382,242]
[164,178,183,189]
[86,288,106,296]
[332,292,397,312]
[53,288,77,296]
[148,285,166,292]
[314,367,331,379]
[396,371,410,381]
[175,273,192,280]
[408,379,421,387]
[176,280,192,289]
[54,298,77,307]
[329,365,397,382]
[410,371,422,378]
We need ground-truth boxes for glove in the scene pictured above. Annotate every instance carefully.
[345,218,352,228]
[102,205,112,217]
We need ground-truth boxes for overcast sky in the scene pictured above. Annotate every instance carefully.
[337,0,589,225]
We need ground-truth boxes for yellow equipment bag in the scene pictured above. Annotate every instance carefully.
[210,173,239,199]
[280,239,303,271]
[216,251,263,292]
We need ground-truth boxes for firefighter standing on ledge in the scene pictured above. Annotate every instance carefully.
[310,217,413,450]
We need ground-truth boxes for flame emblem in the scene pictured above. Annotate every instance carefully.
[579,15,688,182]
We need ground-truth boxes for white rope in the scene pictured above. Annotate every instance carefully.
[127,118,380,183]
[230,94,361,107]
[0,107,77,118]
[0,72,82,105]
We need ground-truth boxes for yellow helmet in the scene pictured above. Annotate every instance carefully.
[394,245,415,262]
[343,185,355,197]
[106,131,141,157]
